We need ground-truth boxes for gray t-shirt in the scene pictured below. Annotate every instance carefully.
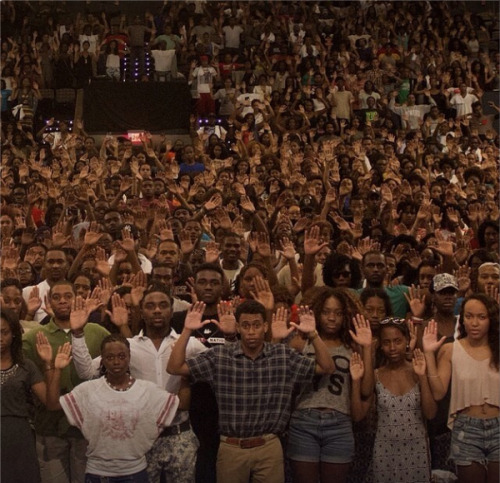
[295,342,352,415]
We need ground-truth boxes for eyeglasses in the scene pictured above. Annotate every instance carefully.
[380,318,406,326]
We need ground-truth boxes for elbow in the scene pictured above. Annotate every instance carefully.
[324,361,336,375]
[166,361,179,375]
[46,401,61,411]
[424,406,438,420]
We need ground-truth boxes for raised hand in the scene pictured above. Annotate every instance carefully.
[422,320,446,353]
[42,295,54,319]
[412,348,426,376]
[204,193,222,212]
[304,225,329,256]
[271,306,294,340]
[255,232,272,258]
[291,305,317,335]
[204,241,220,264]
[36,332,53,363]
[349,314,372,347]
[54,342,72,370]
[250,276,274,311]
[130,270,147,307]
[278,237,296,261]
[349,351,365,381]
[105,293,129,327]
[179,230,195,255]
[407,320,417,351]
[27,286,42,316]
[97,277,112,306]
[70,295,90,333]
[86,287,104,314]
[118,228,135,253]
[95,246,112,277]
[215,301,237,335]
[83,222,102,246]
[453,265,470,294]
[404,285,426,318]
[434,230,455,257]
[240,195,255,214]
[184,302,208,330]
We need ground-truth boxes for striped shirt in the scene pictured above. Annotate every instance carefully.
[187,342,316,438]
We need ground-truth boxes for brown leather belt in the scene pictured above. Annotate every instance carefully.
[220,434,276,449]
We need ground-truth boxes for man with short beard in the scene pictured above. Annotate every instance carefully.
[23,281,109,483]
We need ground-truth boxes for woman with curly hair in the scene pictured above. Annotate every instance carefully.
[286,287,373,483]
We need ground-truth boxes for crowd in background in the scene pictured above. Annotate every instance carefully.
[1,1,500,483]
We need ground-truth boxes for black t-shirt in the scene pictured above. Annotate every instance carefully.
[171,310,226,347]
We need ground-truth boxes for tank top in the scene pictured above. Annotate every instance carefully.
[448,339,500,429]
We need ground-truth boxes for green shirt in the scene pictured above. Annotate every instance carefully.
[355,285,409,318]
[23,319,109,438]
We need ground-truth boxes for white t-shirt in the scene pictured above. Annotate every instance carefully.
[222,25,244,49]
[23,279,50,323]
[79,34,99,55]
[61,378,179,477]
[193,66,217,94]
[151,50,176,72]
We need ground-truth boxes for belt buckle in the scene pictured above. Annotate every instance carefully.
[240,437,265,449]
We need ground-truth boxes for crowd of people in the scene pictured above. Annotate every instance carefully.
[1,1,500,483]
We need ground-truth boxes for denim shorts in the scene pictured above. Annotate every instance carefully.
[287,408,354,464]
[85,469,149,483]
[449,414,500,467]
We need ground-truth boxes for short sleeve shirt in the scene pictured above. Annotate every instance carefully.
[61,378,179,476]
[186,342,316,437]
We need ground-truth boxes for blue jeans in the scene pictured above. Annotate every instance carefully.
[85,469,149,483]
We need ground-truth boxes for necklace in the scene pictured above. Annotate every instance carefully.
[1,364,19,385]
[104,375,134,392]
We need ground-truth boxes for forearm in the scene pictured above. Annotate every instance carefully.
[423,352,447,400]
[301,254,316,295]
[167,327,191,375]
[312,334,335,374]
[351,379,371,421]
[71,333,101,380]
[419,374,437,419]
[45,368,63,410]
[126,250,142,273]
[260,256,279,287]
[360,345,374,399]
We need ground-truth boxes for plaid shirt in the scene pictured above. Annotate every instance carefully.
[186,342,316,438]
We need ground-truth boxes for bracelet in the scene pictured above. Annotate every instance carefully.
[412,316,423,324]
[224,333,238,342]
[308,330,319,342]
[71,330,85,339]
[44,362,55,371]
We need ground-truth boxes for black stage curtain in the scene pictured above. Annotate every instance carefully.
[83,82,191,133]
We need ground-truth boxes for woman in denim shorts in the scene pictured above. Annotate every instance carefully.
[286,288,373,483]
[423,293,499,483]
